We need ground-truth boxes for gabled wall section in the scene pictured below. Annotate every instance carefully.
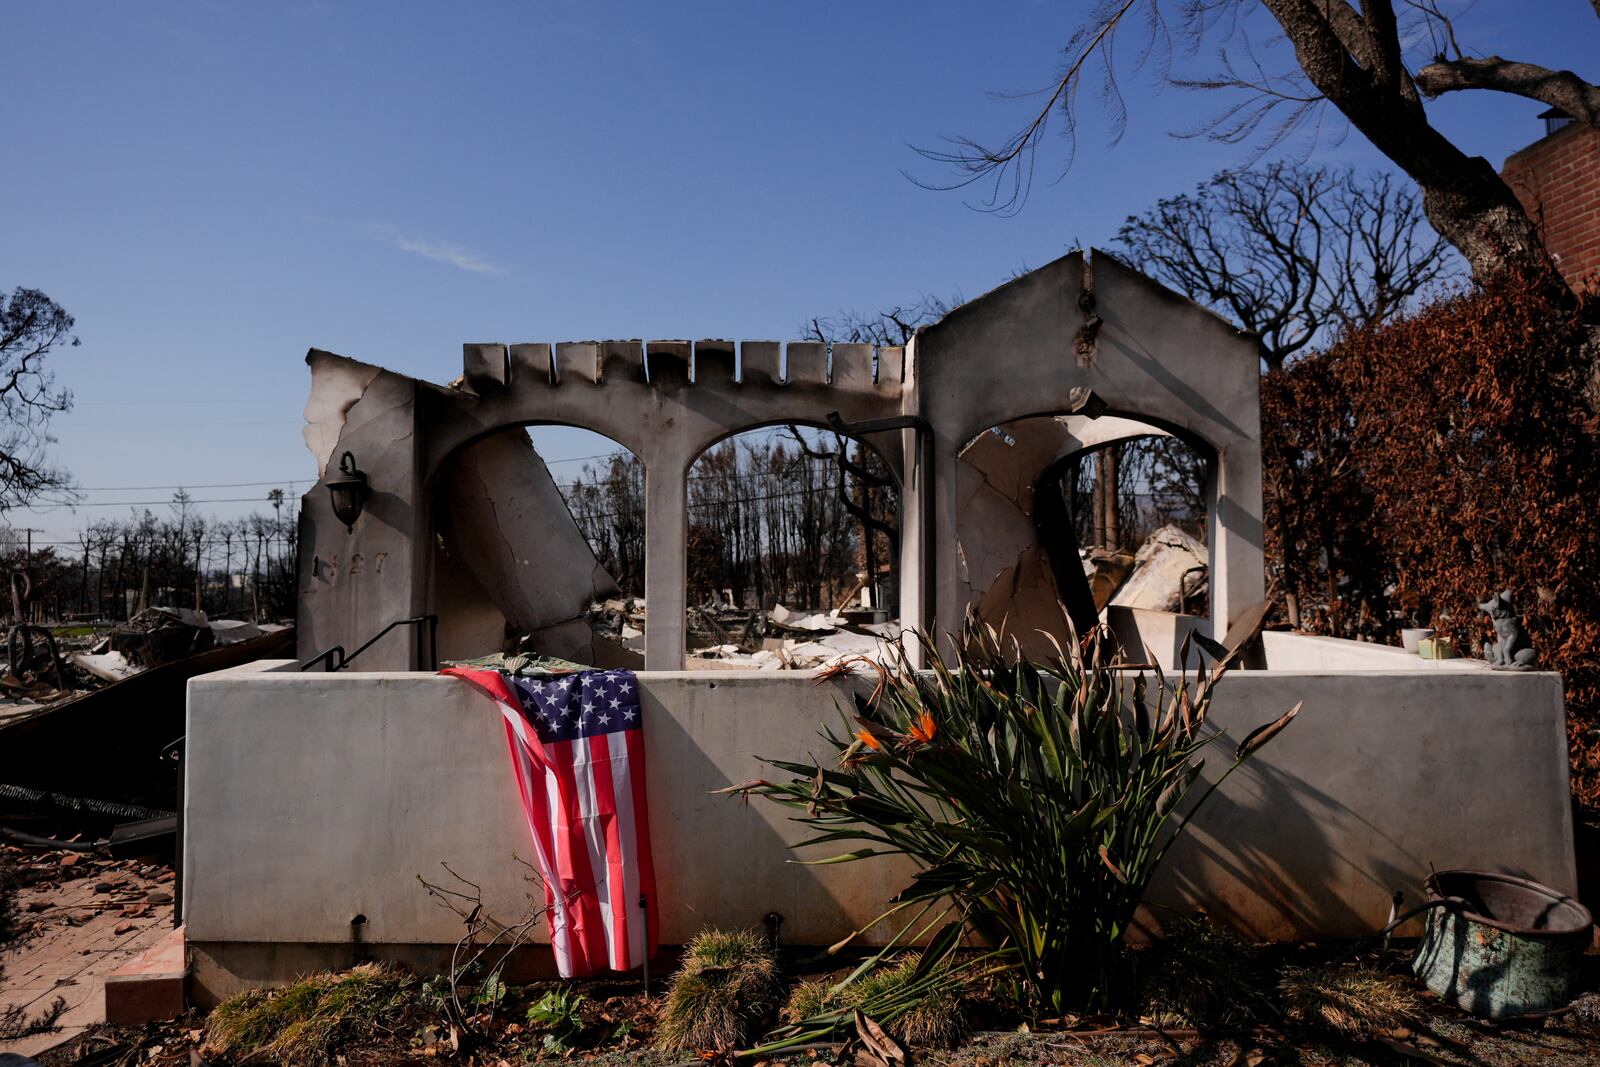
[908,250,1262,643]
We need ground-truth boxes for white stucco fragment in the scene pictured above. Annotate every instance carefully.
[303,351,382,479]
[437,428,620,646]
[1110,524,1208,613]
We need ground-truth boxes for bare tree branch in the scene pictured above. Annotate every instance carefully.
[907,0,1148,215]
[0,288,79,513]
[800,293,956,346]
[1416,57,1600,131]
[1113,164,1460,370]
[920,0,1574,288]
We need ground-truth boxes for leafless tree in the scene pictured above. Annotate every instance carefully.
[914,1,1598,291]
[562,434,891,612]
[801,293,957,347]
[563,452,646,596]
[1113,163,1459,369]
[0,287,78,511]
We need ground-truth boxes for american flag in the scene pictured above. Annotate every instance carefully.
[444,667,657,977]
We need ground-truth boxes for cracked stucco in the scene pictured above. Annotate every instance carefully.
[303,350,382,479]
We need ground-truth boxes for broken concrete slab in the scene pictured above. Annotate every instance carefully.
[1086,549,1137,609]
[208,619,262,645]
[103,925,187,1025]
[435,427,620,657]
[67,651,140,684]
[1110,524,1208,614]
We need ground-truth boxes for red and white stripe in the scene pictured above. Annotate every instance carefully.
[444,667,657,977]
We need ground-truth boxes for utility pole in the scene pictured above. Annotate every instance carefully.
[9,527,43,556]
[7,528,43,623]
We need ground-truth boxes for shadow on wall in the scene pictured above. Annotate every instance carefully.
[638,674,920,947]
[1150,754,1377,939]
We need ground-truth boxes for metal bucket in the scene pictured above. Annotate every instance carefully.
[1412,869,1593,1018]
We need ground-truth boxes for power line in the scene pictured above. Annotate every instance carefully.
[72,398,303,406]
[536,426,820,468]
[15,532,296,548]
[72,479,310,492]
[565,480,859,522]
[21,495,302,511]
[540,450,633,465]
[65,420,306,428]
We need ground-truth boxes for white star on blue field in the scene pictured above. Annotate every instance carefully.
[514,672,641,743]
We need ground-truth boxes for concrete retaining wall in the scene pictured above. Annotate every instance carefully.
[184,661,1574,1000]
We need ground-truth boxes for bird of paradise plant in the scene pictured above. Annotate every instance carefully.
[721,618,1298,1019]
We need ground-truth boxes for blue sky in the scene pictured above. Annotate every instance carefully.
[3,0,1595,545]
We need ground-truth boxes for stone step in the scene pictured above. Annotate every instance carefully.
[103,924,186,1025]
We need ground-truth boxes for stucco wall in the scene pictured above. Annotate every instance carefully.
[184,661,1574,996]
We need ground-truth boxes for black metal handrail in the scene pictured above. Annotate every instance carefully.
[299,614,438,672]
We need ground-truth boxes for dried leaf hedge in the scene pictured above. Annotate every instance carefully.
[1262,276,1600,805]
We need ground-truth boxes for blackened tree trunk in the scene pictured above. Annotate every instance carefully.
[1259,0,1565,291]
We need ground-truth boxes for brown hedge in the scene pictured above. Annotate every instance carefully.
[1262,278,1600,809]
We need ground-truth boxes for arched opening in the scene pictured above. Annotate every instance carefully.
[428,424,645,668]
[540,429,646,600]
[956,414,1212,660]
[681,423,901,669]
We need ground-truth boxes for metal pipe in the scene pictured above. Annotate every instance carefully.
[640,892,650,998]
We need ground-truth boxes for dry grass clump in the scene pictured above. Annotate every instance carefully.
[782,953,966,1048]
[1279,964,1424,1039]
[204,963,415,1064]
[1139,913,1268,1028]
[656,928,781,1052]
[1566,991,1600,1032]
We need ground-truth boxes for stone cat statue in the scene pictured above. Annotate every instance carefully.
[1479,591,1537,670]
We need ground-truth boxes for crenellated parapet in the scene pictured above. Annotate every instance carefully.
[458,338,902,393]
[458,338,907,398]
[423,340,909,499]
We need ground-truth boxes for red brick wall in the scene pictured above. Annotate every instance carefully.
[1501,122,1600,292]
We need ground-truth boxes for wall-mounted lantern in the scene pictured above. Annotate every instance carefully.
[326,450,368,532]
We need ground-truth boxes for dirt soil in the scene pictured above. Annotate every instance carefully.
[31,948,1600,1067]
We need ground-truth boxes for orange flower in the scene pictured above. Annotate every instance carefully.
[855,729,883,750]
[908,710,937,745]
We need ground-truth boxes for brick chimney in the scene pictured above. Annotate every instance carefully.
[1500,108,1600,292]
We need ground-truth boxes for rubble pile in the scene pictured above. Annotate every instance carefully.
[3,843,175,936]
[108,607,216,669]
[575,526,1208,672]
[2,609,291,700]
[1,627,118,724]
[585,597,899,671]
[2,611,295,809]
[586,597,647,655]
[1108,524,1209,615]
